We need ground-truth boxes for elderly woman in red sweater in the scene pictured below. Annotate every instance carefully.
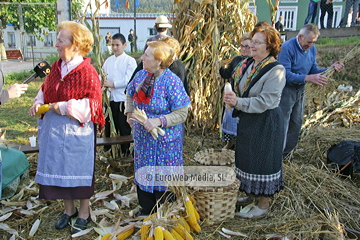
[29,21,104,234]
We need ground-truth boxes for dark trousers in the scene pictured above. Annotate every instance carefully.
[130,43,136,53]
[320,0,333,28]
[104,101,131,155]
[136,186,176,215]
[279,85,305,158]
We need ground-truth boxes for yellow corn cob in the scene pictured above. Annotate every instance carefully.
[101,233,112,240]
[147,237,155,240]
[36,104,50,115]
[173,225,194,240]
[193,208,200,221]
[163,229,176,240]
[154,226,164,240]
[141,224,151,240]
[187,194,196,204]
[178,217,190,232]
[117,227,134,240]
[170,229,184,240]
[184,197,201,233]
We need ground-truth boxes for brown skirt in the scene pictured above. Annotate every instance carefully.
[39,182,94,200]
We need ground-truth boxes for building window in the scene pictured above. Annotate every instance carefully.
[28,35,36,46]
[7,32,16,47]
[45,33,53,47]
[277,6,298,31]
[149,28,157,36]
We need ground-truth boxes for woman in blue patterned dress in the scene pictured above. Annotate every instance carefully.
[125,41,190,215]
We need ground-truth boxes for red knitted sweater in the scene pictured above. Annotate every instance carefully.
[42,57,105,130]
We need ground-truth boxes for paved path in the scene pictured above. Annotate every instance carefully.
[1,60,36,75]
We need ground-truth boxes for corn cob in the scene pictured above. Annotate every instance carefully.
[193,208,200,222]
[173,225,194,240]
[101,233,112,240]
[224,82,233,112]
[170,229,184,240]
[178,217,191,232]
[117,227,134,240]
[131,107,165,139]
[141,222,151,240]
[163,229,176,240]
[36,104,50,115]
[154,226,164,240]
[147,237,155,240]
[184,197,201,233]
[187,194,196,204]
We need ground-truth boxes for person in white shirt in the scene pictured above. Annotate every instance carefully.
[102,33,137,156]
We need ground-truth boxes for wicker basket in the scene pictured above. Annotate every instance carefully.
[190,149,238,222]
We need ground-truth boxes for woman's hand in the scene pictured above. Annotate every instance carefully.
[224,91,238,108]
[143,118,161,133]
[126,113,133,128]
[29,103,41,116]
[50,102,61,115]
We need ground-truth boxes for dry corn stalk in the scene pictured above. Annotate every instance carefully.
[171,0,256,130]
[131,107,165,140]
[321,43,360,79]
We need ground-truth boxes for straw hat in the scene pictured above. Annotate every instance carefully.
[155,15,172,28]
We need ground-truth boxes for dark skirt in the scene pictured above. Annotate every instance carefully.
[235,107,284,197]
[38,179,94,200]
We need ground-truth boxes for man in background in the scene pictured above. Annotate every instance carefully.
[275,16,284,32]
[143,15,172,52]
[304,0,319,24]
[320,0,333,29]
[277,24,344,159]
[128,29,138,53]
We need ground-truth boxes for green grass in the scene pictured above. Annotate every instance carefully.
[317,36,360,45]
[0,71,43,145]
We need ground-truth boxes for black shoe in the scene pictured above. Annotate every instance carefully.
[55,208,78,230]
[71,214,91,234]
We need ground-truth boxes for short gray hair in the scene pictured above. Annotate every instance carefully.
[299,24,320,37]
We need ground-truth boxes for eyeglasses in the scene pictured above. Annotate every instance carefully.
[250,40,266,46]
[240,45,250,49]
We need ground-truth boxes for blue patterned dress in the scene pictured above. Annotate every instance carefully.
[127,69,190,193]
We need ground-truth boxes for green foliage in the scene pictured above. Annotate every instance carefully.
[0,0,84,40]
[71,0,86,20]
[111,0,173,13]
